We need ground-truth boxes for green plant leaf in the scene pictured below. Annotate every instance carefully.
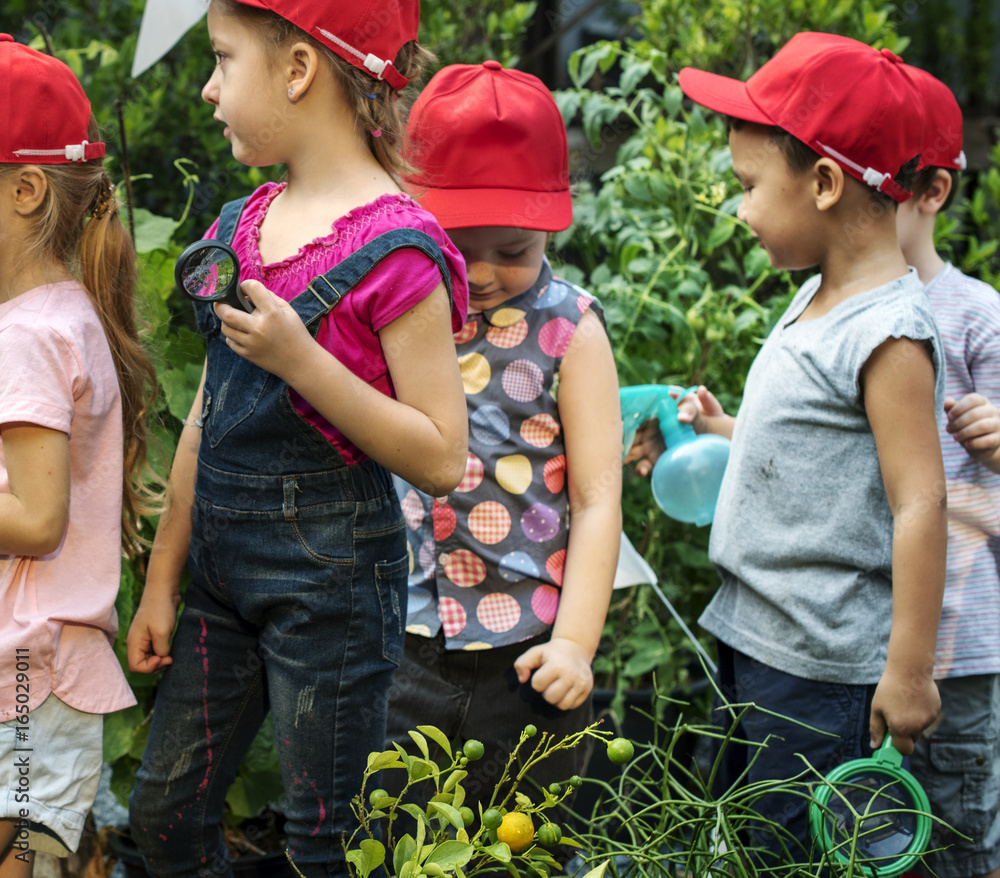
[442,769,467,794]
[408,729,430,759]
[132,208,179,254]
[102,705,144,763]
[425,841,474,869]
[416,725,453,758]
[428,801,465,831]
[393,834,417,877]
[483,842,512,863]
[345,840,385,878]
[367,750,404,772]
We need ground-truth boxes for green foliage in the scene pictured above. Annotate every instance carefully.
[420,0,538,71]
[337,723,605,878]
[570,684,952,876]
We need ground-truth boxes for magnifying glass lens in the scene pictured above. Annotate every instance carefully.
[181,247,237,299]
[826,774,918,859]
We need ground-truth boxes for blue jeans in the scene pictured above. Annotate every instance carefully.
[129,221,454,877]
[129,464,407,878]
[711,641,876,866]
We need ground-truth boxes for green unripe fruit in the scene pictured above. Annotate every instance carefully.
[569,775,583,788]
[482,808,503,830]
[459,806,476,828]
[524,724,537,738]
[463,739,485,761]
[369,788,388,806]
[548,782,561,795]
[606,738,635,765]
[537,822,562,847]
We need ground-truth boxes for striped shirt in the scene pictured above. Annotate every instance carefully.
[927,264,1000,677]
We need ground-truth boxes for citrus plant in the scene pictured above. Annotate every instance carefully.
[337,723,608,878]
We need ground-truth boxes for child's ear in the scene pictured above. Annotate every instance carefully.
[918,168,953,214]
[10,167,48,216]
[812,158,844,211]
[285,41,320,102]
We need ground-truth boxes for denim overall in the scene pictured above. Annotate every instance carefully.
[131,198,453,878]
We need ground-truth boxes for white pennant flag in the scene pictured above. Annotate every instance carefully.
[132,0,208,78]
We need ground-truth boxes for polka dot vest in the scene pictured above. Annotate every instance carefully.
[397,260,604,650]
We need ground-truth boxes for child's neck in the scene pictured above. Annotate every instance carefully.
[901,235,947,287]
[0,256,72,304]
[258,134,398,265]
[805,198,909,317]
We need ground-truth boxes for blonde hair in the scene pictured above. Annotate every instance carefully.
[214,0,433,181]
[1,120,161,558]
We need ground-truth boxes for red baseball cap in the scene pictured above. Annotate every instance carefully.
[907,66,966,171]
[0,35,105,164]
[403,61,572,231]
[229,0,419,91]
[679,32,924,203]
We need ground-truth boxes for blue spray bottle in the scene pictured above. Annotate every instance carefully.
[621,385,731,526]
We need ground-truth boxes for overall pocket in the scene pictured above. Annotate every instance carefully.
[201,338,276,448]
[375,554,409,666]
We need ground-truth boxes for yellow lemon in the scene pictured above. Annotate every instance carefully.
[497,811,534,853]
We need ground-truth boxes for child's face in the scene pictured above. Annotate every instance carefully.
[445,227,548,312]
[729,124,822,272]
[201,3,288,166]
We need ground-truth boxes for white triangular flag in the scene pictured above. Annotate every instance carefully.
[613,530,658,590]
[132,0,208,78]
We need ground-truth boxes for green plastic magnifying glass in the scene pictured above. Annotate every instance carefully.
[809,737,932,877]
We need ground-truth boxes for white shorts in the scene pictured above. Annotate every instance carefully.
[0,694,103,856]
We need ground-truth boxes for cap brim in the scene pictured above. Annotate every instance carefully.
[409,184,572,232]
[678,68,774,126]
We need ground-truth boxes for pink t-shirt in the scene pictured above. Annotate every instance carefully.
[0,281,136,721]
[206,184,469,463]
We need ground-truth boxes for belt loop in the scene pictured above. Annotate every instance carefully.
[283,477,299,520]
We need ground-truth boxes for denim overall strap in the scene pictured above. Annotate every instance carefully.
[198,225,455,477]
[215,196,249,246]
[289,227,454,331]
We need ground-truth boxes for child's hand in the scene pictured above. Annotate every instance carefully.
[944,393,1000,461]
[675,385,726,428]
[623,420,665,476]
[869,665,940,755]
[215,280,316,384]
[623,386,727,475]
[127,591,180,674]
[513,637,594,711]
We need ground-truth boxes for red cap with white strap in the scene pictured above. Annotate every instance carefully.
[0,34,105,164]
[679,32,925,203]
[229,0,419,91]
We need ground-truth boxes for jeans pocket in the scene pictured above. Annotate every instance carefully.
[928,737,995,819]
[375,554,409,666]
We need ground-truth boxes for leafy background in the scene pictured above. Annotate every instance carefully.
[2,0,997,825]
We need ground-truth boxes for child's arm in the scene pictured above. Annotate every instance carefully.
[126,362,206,674]
[862,337,946,755]
[0,425,69,556]
[215,282,468,495]
[944,393,1000,474]
[513,310,623,710]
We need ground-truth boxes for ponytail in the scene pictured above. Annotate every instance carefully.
[1,119,162,558]
[78,169,162,558]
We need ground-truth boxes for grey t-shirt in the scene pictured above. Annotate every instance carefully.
[702,269,944,684]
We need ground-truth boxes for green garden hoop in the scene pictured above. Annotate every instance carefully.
[809,737,932,877]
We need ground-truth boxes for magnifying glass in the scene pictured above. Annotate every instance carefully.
[809,737,932,876]
[174,239,253,312]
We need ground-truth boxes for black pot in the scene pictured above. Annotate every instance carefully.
[107,826,297,878]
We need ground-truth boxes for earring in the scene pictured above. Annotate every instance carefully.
[288,88,294,99]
